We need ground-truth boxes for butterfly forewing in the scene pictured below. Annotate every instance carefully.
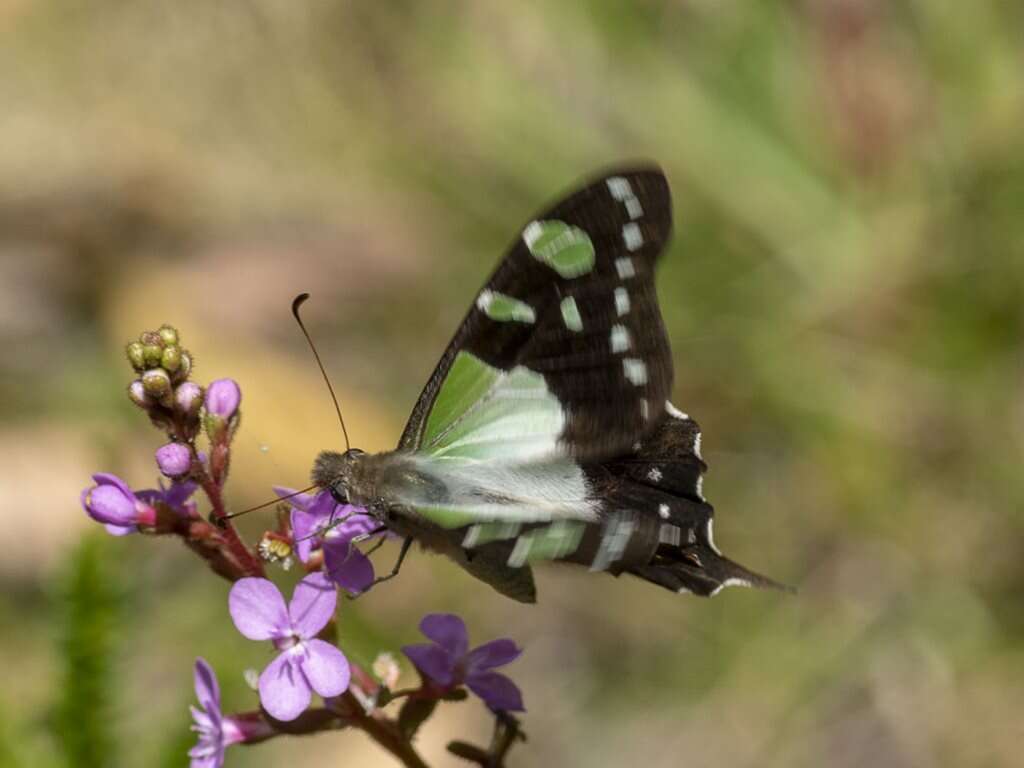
[400,167,674,461]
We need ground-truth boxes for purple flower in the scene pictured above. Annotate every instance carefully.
[402,614,524,712]
[156,442,192,477]
[228,573,350,721]
[81,473,157,536]
[189,658,247,768]
[205,379,241,419]
[275,487,382,595]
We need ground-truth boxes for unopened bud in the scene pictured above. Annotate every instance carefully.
[142,368,171,398]
[127,380,151,408]
[205,378,241,420]
[161,345,182,372]
[126,342,146,371]
[158,324,179,346]
[140,331,162,347]
[155,442,192,477]
[143,344,163,367]
[175,351,192,381]
[174,382,203,417]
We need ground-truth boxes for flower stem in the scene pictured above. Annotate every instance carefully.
[189,446,264,579]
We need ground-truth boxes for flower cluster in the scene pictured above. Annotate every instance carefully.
[80,324,528,768]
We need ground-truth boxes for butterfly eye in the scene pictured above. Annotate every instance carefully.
[329,483,350,505]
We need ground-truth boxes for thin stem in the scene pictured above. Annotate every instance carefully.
[189,445,264,578]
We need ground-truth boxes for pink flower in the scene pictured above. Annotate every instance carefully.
[228,573,350,721]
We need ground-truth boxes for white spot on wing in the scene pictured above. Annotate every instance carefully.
[590,516,636,572]
[623,358,648,386]
[693,432,703,460]
[709,577,753,596]
[658,503,670,519]
[665,401,689,420]
[522,220,543,249]
[705,519,721,554]
[606,177,633,200]
[639,399,649,421]
[615,257,636,279]
[625,197,643,219]
[610,324,631,353]
[696,475,705,501]
[560,296,583,332]
[647,467,663,482]
[659,524,681,546]
[622,222,643,251]
[614,287,630,316]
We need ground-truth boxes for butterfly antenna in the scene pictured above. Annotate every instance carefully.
[219,485,317,523]
[291,292,351,451]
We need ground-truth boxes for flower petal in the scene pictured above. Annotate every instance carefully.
[402,643,456,686]
[193,658,221,717]
[290,508,321,563]
[300,639,350,697]
[103,523,137,536]
[189,752,223,768]
[288,572,336,638]
[84,484,137,525]
[163,480,198,510]
[466,638,522,673]
[419,613,469,658]
[273,486,316,511]
[466,671,525,712]
[330,510,380,541]
[92,472,133,498]
[229,578,289,640]
[258,653,311,722]
[323,539,375,595]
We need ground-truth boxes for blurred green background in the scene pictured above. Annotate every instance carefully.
[2,1,1023,766]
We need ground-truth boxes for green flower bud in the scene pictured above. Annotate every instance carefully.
[141,368,171,398]
[143,344,163,367]
[174,351,192,381]
[126,342,146,371]
[140,330,162,347]
[161,345,182,372]
[158,324,179,346]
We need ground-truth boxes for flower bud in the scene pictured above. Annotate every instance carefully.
[174,382,203,417]
[205,379,241,419]
[158,324,179,346]
[81,473,156,534]
[126,341,146,371]
[155,442,192,477]
[161,345,182,372]
[142,368,172,398]
[175,351,193,382]
[127,380,151,409]
[143,344,163,368]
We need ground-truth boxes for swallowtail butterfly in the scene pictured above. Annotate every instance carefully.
[312,166,781,603]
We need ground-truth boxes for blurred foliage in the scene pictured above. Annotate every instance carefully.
[2,1,1023,766]
[55,534,122,768]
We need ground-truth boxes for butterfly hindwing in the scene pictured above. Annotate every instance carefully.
[399,167,674,462]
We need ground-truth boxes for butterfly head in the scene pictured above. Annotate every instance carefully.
[312,448,367,506]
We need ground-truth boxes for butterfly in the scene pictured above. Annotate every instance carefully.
[311,165,782,603]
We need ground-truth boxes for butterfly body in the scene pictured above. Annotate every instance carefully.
[312,166,783,603]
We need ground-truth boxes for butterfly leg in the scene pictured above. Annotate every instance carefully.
[369,536,413,588]
[348,536,414,600]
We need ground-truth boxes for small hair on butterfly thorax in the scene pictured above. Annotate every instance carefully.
[312,448,366,506]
